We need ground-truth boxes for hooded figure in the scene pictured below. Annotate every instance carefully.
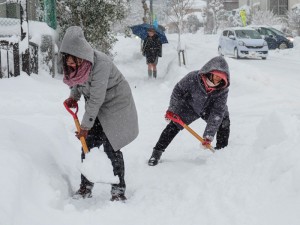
[142,28,162,78]
[148,56,230,166]
[60,26,139,201]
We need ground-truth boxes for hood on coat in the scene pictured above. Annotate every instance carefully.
[199,56,230,88]
[59,26,94,64]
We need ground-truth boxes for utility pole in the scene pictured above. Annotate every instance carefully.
[149,0,153,24]
[142,0,149,23]
[20,0,30,75]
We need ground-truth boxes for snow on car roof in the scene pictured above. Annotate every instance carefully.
[224,27,256,31]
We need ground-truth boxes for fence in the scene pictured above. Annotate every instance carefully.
[0,40,39,78]
[0,40,19,78]
[29,41,38,74]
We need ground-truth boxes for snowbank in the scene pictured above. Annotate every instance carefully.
[1,30,300,225]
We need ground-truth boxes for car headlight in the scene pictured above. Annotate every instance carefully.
[238,41,245,46]
[263,41,268,46]
[287,37,294,42]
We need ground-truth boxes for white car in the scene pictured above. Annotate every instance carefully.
[218,28,269,60]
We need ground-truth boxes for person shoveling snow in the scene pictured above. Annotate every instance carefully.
[60,26,139,201]
[148,56,231,166]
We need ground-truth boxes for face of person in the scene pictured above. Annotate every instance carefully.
[148,30,155,37]
[66,55,83,69]
[212,74,222,84]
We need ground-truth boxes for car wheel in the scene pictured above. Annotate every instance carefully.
[278,42,288,49]
[234,48,240,59]
[218,46,223,56]
[262,57,267,60]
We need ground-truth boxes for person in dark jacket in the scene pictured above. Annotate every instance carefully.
[148,56,230,166]
[60,26,139,201]
[142,28,162,79]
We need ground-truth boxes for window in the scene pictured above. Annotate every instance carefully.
[228,31,234,37]
[269,0,288,15]
[223,30,228,36]
[235,30,261,39]
[262,28,276,37]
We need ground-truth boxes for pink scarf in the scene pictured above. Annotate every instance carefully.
[63,60,92,87]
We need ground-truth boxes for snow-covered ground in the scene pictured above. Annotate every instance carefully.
[1,31,300,225]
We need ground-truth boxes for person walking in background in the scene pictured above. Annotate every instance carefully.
[60,26,139,201]
[148,56,231,166]
[142,27,162,79]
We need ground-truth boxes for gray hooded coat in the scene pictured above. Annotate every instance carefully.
[60,26,139,151]
[168,56,230,141]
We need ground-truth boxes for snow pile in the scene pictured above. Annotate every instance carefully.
[80,149,119,184]
[0,30,300,225]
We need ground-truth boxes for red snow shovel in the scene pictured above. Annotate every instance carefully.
[64,102,89,154]
[166,111,215,153]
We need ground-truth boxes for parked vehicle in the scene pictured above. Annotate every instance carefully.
[251,26,294,50]
[218,28,268,60]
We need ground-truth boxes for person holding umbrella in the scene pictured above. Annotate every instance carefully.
[60,26,139,201]
[142,27,162,79]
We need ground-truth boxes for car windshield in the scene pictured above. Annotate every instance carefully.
[235,30,261,39]
[268,27,285,36]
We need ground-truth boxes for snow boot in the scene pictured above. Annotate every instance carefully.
[73,184,94,199]
[153,70,157,79]
[148,70,152,78]
[148,148,163,166]
[110,184,126,201]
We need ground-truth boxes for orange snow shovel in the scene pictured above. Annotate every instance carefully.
[64,102,89,154]
[166,111,215,153]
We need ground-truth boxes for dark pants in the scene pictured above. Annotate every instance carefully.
[154,115,230,151]
[80,118,125,188]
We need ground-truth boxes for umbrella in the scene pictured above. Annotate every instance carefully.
[130,23,168,44]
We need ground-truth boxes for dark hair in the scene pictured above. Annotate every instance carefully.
[148,28,155,32]
[61,53,80,80]
[205,72,226,89]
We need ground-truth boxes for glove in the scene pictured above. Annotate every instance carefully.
[64,97,77,108]
[165,111,171,122]
[202,138,212,149]
[75,127,89,140]
[165,110,175,122]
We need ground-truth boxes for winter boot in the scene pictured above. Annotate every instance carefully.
[153,70,157,79]
[110,183,127,201]
[148,148,164,166]
[73,183,94,199]
[148,70,152,79]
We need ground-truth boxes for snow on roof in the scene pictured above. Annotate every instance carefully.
[225,27,256,31]
[192,0,206,9]
[0,18,56,45]
[292,3,300,9]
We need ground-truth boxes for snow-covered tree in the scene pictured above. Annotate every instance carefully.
[165,0,194,50]
[251,10,281,26]
[57,0,129,54]
[204,0,224,34]
[186,14,201,33]
[227,6,251,27]
[287,9,300,36]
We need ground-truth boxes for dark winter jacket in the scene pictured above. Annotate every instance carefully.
[142,34,162,57]
[168,56,230,141]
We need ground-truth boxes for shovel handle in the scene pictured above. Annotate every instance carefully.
[64,102,89,154]
[166,111,215,153]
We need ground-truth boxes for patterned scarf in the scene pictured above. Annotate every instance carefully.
[63,60,92,87]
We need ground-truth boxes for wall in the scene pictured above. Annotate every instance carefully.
[239,0,268,10]
[289,0,300,10]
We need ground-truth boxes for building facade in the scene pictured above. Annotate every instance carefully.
[239,0,300,15]
[0,0,39,20]
[224,0,239,10]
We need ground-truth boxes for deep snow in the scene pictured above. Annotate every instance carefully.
[0,32,300,225]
